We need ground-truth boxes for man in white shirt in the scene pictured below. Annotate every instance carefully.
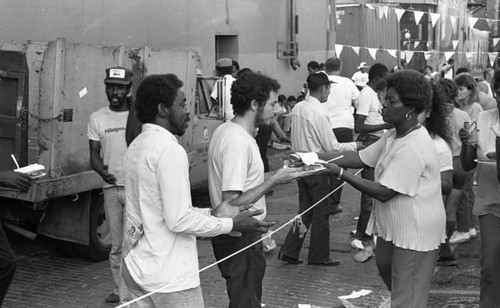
[88,66,133,304]
[211,58,236,121]
[279,72,361,267]
[354,63,392,242]
[351,62,370,91]
[323,57,360,215]
[208,72,307,308]
[121,74,273,307]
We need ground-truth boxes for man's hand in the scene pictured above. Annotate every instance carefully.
[232,209,275,234]
[270,166,310,185]
[0,171,32,191]
[100,165,117,184]
[212,194,251,218]
[459,128,471,144]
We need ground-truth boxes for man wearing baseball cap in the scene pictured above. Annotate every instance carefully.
[352,62,370,91]
[279,72,362,266]
[88,66,133,304]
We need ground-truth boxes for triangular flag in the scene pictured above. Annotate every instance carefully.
[466,52,474,61]
[403,41,409,47]
[469,17,478,28]
[450,16,457,29]
[335,44,344,57]
[414,41,420,49]
[452,40,459,49]
[405,51,415,63]
[377,6,384,19]
[424,51,432,60]
[487,19,495,28]
[395,9,404,22]
[414,11,424,25]
[427,41,433,48]
[367,48,377,60]
[383,6,389,19]
[430,13,440,28]
[352,46,360,55]
[489,52,497,67]
[445,51,455,62]
[366,4,374,10]
[493,38,500,47]
[387,49,397,58]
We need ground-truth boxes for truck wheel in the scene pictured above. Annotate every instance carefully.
[53,191,111,261]
[86,190,111,261]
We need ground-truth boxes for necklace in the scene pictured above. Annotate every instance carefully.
[396,123,421,138]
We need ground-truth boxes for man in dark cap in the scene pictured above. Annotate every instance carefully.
[88,66,133,304]
[278,72,362,267]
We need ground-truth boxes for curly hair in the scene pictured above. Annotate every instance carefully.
[437,79,458,104]
[454,73,478,106]
[135,74,183,124]
[385,70,432,114]
[230,72,280,116]
[427,83,453,146]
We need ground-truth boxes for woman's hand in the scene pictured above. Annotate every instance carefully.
[319,162,343,177]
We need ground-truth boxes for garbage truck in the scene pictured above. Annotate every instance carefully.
[0,38,225,261]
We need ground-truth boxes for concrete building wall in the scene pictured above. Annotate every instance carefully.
[0,0,333,96]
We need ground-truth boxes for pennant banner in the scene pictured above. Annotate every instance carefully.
[469,17,478,28]
[395,9,404,22]
[452,40,459,49]
[387,49,397,58]
[445,51,455,61]
[335,44,344,57]
[414,41,420,49]
[430,13,440,28]
[377,6,384,20]
[414,11,424,25]
[368,48,378,60]
[383,6,389,19]
[466,52,474,61]
[489,52,497,67]
[405,51,415,63]
[427,41,433,48]
[494,38,500,47]
[424,51,432,60]
[352,46,360,55]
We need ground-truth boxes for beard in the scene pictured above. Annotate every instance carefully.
[255,109,273,126]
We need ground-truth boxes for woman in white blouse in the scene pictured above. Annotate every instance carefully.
[460,70,500,307]
[320,70,446,307]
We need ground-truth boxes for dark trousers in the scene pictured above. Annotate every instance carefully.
[0,224,16,306]
[255,124,273,172]
[327,128,353,213]
[478,214,500,307]
[457,169,476,232]
[356,133,379,239]
[280,175,331,263]
[211,233,266,308]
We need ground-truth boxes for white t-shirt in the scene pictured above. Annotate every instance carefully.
[87,106,128,187]
[208,121,266,220]
[323,74,359,129]
[211,74,235,121]
[356,86,385,137]
[432,135,453,172]
[351,71,368,88]
[449,108,471,156]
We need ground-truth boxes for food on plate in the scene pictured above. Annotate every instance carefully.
[14,164,46,178]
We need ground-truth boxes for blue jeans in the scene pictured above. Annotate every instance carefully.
[211,233,265,308]
[103,186,127,298]
[280,175,331,262]
[478,214,500,307]
[122,261,204,308]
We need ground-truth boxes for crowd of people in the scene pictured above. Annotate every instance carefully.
[1,54,499,308]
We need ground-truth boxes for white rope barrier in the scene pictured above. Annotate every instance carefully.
[117,168,363,308]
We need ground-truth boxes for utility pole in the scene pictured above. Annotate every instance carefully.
[327,0,337,58]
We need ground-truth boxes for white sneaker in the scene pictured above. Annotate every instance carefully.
[351,239,364,250]
[449,231,470,244]
[469,228,477,238]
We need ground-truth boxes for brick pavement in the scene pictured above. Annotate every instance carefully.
[4,148,481,308]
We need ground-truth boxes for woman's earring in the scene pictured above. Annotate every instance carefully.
[406,112,411,121]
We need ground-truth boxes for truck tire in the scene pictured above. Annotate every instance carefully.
[53,191,111,261]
